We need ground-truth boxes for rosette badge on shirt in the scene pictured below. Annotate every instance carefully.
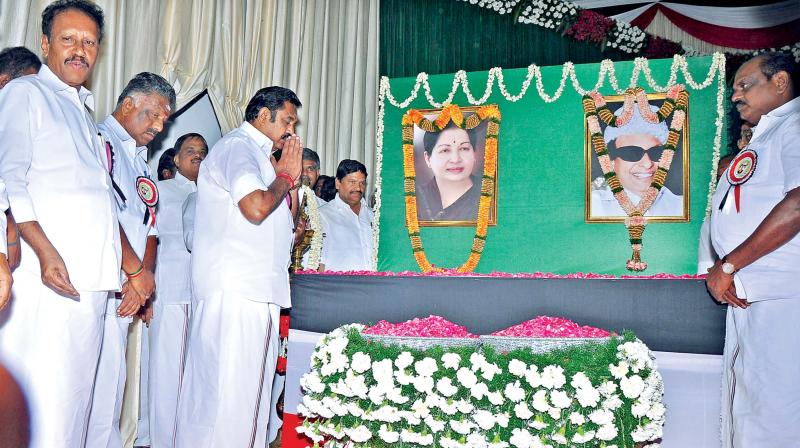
[137,176,159,226]
[720,149,757,213]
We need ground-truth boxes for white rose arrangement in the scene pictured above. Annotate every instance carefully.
[298,325,665,447]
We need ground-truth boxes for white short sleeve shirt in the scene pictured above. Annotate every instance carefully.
[319,194,374,272]
[156,172,197,304]
[710,97,800,302]
[191,122,294,306]
[99,115,157,261]
[0,180,7,255]
[0,65,121,291]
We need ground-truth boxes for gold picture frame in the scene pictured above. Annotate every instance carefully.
[584,92,690,223]
[411,106,499,227]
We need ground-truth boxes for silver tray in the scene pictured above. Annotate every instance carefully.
[480,335,611,354]
[362,333,480,351]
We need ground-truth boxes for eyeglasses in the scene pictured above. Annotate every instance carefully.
[608,142,664,163]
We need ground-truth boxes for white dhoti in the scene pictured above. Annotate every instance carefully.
[721,298,800,447]
[0,270,108,448]
[175,297,280,448]
[148,302,191,447]
[86,297,131,448]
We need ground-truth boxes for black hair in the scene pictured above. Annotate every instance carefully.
[755,51,798,97]
[42,0,105,43]
[244,86,302,123]
[335,159,367,181]
[422,123,477,156]
[115,72,176,112]
[173,132,208,156]
[0,47,41,78]
[157,148,176,181]
[302,147,320,166]
[316,175,337,202]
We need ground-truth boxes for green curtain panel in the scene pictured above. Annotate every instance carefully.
[377,56,727,275]
[380,0,631,78]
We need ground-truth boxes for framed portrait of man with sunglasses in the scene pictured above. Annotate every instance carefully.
[585,93,690,222]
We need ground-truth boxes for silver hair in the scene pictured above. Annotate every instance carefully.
[114,72,176,112]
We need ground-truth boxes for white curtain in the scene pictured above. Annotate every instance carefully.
[0,0,380,180]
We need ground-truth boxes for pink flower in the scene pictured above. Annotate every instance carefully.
[598,154,613,173]
[658,149,674,170]
[587,115,602,135]
[363,315,479,338]
[589,92,606,107]
[491,316,611,338]
[671,110,685,131]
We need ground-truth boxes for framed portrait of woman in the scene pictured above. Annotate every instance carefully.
[412,107,498,227]
[584,92,690,223]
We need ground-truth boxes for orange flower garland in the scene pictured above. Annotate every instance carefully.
[402,104,501,273]
[584,86,688,271]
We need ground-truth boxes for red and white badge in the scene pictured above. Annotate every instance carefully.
[137,176,158,226]
[136,176,159,207]
[726,149,757,213]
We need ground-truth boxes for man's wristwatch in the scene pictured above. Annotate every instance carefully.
[721,257,736,275]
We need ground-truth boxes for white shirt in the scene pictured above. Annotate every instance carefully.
[191,122,293,306]
[182,191,197,252]
[99,115,157,262]
[319,194,374,271]
[710,96,800,302]
[590,185,683,218]
[156,172,196,304]
[0,65,121,291]
[0,180,7,255]
[696,219,718,274]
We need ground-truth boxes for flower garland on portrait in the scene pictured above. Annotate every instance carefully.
[401,104,500,273]
[371,54,726,271]
[583,85,689,271]
[297,324,665,447]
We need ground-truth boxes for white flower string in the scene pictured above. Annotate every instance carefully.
[301,185,324,270]
[374,54,727,263]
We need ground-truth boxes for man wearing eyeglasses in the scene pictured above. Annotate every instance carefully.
[590,105,683,217]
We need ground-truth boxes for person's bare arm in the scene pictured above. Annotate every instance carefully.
[17,221,78,298]
[0,255,12,310]
[238,136,303,224]
[706,187,800,307]
[5,211,19,270]
[116,227,155,317]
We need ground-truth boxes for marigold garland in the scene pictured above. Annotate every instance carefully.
[402,104,500,273]
[583,86,688,271]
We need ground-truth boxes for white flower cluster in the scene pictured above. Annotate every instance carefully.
[298,325,665,447]
[607,21,647,54]
[517,0,577,29]
[461,0,524,15]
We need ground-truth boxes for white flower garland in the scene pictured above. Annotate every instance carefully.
[371,54,727,265]
[301,185,324,270]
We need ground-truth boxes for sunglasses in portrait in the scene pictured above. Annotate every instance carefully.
[607,141,664,163]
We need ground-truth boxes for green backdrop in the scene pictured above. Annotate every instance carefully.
[377,56,727,275]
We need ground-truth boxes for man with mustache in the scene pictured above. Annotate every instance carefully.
[318,159,374,271]
[86,72,175,448]
[0,1,154,446]
[590,104,683,218]
[175,86,303,447]
[148,132,207,447]
[706,52,800,447]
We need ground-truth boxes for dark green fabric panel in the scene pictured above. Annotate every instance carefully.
[380,0,631,78]
[377,56,724,275]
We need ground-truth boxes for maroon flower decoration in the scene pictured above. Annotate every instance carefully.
[565,9,615,44]
[643,35,685,59]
